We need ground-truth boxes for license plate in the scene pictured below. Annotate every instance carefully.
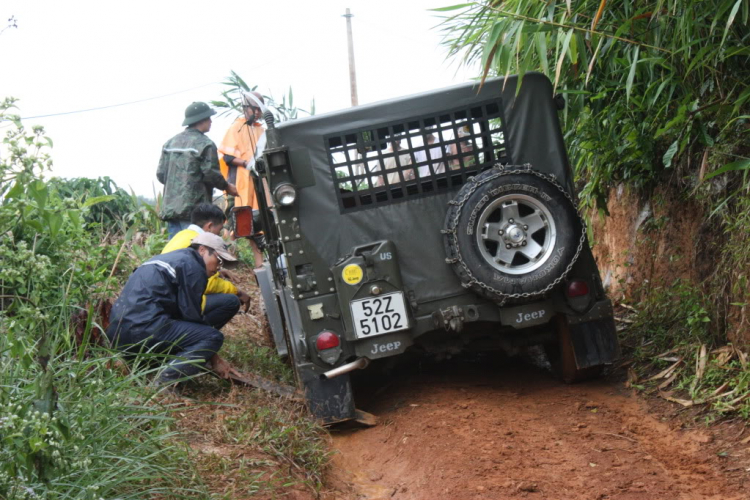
[350,292,409,339]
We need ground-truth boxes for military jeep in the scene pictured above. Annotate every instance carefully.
[252,73,619,423]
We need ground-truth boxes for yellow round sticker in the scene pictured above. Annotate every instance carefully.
[342,264,364,285]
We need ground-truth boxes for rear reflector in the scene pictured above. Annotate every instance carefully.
[567,280,590,298]
[232,206,253,238]
[316,331,340,350]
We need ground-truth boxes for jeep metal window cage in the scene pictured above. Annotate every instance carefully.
[326,98,511,213]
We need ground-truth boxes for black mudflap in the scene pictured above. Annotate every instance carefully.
[299,367,356,424]
[568,317,620,370]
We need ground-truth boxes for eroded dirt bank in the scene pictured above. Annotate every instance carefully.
[328,358,749,499]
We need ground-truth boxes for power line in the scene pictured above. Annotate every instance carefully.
[4,81,220,122]
[1,47,301,129]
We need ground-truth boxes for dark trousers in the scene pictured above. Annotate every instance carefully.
[153,293,239,383]
[147,321,225,383]
[115,294,239,384]
[203,293,240,329]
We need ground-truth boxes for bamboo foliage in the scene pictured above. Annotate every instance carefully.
[435,0,750,210]
[211,70,315,124]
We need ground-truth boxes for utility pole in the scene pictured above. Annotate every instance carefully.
[343,8,359,107]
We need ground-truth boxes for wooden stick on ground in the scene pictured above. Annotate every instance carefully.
[210,354,302,400]
[226,370,303,401]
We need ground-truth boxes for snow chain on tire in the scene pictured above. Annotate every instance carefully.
[443,163,587,306]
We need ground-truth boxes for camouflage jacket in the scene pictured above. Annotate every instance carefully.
[156,128,229,221]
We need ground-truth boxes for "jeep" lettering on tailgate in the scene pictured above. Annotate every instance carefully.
[370,341,402,355]
[516,309,546,323]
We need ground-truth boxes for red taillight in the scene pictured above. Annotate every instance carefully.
[567,280,590,298]
[316,331,340,350]
[232,206,253,238]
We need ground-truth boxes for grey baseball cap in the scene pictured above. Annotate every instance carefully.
[191,232,237,261]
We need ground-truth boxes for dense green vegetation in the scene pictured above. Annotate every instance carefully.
[0,92,328,497]
[48,176,158,229]
[437,0,749,210]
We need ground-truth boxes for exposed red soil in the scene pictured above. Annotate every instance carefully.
[328,359,750,499]
[591,184,704,303]
[589,184,749,346]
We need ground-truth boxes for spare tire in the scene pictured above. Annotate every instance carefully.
[443,166,584,301]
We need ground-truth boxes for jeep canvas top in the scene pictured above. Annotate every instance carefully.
[252,72,619,423]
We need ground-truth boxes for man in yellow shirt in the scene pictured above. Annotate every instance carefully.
[163,203,251,326]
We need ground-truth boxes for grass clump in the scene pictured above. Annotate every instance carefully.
[175,375,331,497]
[181,397,332,498]
[623,280,713,355]
[221,342,294,386]
[620,279,750,419]
[0,351,208,499]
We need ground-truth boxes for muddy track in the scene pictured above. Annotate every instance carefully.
[328,357,749,500]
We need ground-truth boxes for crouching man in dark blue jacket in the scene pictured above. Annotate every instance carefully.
[106,232,237,387]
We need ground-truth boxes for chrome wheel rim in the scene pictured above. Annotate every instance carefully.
[475,193,557,275]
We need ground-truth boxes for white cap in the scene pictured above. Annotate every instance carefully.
[191,233,237,261]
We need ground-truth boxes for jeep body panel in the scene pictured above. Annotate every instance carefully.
[255,73,619,422]
[271,73,575,304]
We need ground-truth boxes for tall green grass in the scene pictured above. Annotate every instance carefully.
[0,346,209,499]
[0,98,205,498]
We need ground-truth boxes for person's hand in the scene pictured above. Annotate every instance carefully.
[226,183,239,197]
[237,290,251,313]
[219,269,239,281]
[209,354,240,380]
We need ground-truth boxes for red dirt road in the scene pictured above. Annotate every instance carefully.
[328,358,749,500]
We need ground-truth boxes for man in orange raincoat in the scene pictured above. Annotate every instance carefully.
[218,91,266,268]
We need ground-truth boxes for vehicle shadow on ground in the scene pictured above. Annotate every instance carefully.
[346,350,581,418]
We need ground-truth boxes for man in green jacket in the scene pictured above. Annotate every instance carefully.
[157,102,239,238]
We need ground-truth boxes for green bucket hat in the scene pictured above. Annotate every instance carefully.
[182,102,216,126]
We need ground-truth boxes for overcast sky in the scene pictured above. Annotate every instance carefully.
[1,0,477,197]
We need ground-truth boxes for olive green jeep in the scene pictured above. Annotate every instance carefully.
[252,73,619,423]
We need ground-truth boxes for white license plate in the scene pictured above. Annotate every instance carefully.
[350,292,409,339]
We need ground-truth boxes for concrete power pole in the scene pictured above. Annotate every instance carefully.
[343,8,359,107]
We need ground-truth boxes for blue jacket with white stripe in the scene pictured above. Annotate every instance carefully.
[106,248,208,346]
